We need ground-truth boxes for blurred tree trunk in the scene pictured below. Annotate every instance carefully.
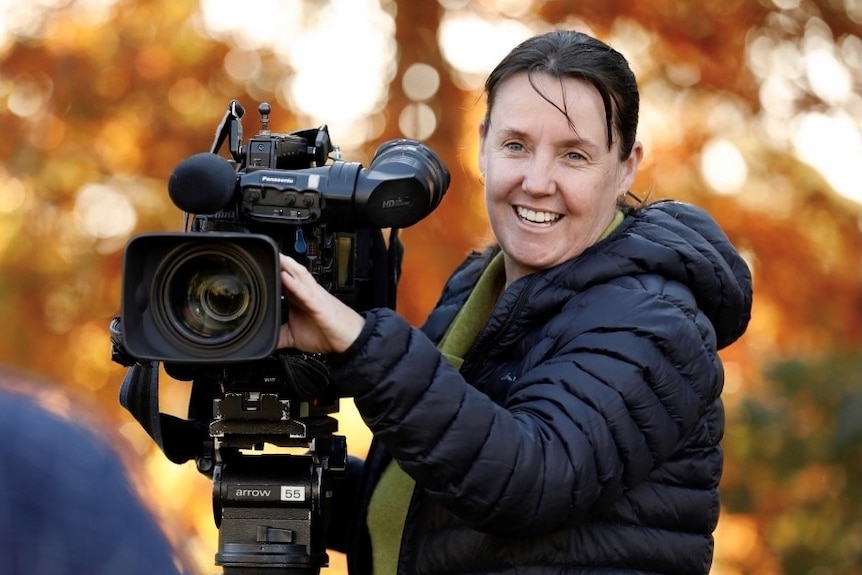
[379,0,488,324]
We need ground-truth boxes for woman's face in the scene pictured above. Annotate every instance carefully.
[479,72,642,286]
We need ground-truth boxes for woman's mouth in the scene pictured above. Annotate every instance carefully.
[515,206,562,225]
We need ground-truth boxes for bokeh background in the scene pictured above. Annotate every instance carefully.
[0,1,860,574]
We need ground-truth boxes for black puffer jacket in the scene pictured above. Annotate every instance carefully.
[326,200,753,575]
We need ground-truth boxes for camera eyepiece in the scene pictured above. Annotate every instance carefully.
[354,138,450,229]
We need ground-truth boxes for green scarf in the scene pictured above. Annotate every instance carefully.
[366,252,505,575]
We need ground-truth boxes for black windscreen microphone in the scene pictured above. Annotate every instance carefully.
[167,152,238,214]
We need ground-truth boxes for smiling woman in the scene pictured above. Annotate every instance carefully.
[269,29,752,575]
[478,71,642,285]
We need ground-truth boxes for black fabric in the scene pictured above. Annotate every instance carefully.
[118,361,209,465]
[326,200,752,575]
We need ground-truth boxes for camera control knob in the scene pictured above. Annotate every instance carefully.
[259,102,272,135]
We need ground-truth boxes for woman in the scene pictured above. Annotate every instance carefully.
[278,30,752,575]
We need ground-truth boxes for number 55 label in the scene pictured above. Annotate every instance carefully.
[281,486,306,502]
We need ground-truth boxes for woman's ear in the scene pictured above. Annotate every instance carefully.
[478,120,487,174]
[619,141,644,192]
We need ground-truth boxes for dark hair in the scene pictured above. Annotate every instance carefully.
[483,30,640,160]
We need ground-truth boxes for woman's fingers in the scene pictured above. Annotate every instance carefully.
[277,254,365,353]
[279,255,321,310]
[279,254,309,286]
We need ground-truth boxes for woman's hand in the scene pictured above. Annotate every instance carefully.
[277,254,366,354]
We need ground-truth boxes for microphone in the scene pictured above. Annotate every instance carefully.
[168,153,238,214]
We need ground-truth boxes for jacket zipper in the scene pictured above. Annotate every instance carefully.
[460,274,541,379]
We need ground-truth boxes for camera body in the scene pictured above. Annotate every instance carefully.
[120,102,448,365]
[114,101,449,574]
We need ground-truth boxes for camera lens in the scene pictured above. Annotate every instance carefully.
[179,267,251,337]
[120,232,280,363]
[152,243,268,356]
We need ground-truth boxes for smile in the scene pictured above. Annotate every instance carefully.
[515,206,562,225]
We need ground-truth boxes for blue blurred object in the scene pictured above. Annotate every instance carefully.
[0,371,184,575]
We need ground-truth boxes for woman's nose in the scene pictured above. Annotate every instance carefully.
[521,155,556,196]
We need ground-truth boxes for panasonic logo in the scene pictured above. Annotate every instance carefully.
[261,176,295,184]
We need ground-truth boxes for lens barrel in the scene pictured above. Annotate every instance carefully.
[120,233,281,363]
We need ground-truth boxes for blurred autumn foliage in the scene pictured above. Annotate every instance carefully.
[0,1,860,574]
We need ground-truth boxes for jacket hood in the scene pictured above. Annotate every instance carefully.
[567,200,753,349]
[426,200,753,352]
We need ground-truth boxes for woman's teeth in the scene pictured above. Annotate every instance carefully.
[516,206,561,224]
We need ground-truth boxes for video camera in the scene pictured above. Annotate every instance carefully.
[112,100,449,574]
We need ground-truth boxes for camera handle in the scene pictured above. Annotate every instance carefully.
[210,99,246,160]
